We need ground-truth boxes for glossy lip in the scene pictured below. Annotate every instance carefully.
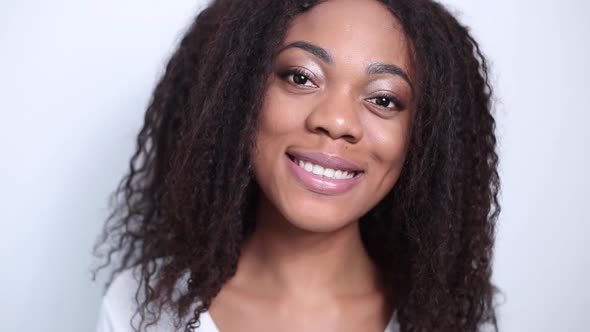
[286,150,365,172]
[286,154,364,195]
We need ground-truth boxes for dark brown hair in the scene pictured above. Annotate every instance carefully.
[92,0,501,331]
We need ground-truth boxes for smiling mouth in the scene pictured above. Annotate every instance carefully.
[286,154,363,180]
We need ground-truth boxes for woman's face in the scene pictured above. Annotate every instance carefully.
[253,0,414,232]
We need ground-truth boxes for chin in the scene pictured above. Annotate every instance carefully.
[275,193,367,233]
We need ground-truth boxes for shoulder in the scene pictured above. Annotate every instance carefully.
[96,267,218,332]
[96,266,164,332]
[384,310,401,332]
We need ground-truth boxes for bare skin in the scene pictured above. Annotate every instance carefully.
[208,0,414,331]
[209,199,393,332]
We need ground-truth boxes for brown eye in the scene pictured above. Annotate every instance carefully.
[293,74,309,85]
[374,97,392,107]
[278,68,318,88]
[366,94,405,111]
[288,72,316,88]
[368,96,396,109]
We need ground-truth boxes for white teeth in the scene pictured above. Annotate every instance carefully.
[312,165,324,175]
[323,168,335,178]
[293,158,357,179]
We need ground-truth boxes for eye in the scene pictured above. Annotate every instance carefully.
[278,68,318,88]
[366,94,404,111]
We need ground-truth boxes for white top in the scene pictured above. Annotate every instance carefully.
[96,268,400,332]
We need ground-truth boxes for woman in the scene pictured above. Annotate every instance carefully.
[93,0,500,331]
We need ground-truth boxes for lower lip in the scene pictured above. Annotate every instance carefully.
[286,156,363,195]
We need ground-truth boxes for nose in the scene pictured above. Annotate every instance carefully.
[305,90,363,144]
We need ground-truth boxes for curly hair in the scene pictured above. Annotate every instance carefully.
[92,0,501,331]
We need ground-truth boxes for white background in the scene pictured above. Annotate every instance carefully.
[1,0,588,331]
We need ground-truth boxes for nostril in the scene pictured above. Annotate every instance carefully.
[342,133,357,142]
[314,126,330,136]
[314,126,359,143]
[306,107,363,143]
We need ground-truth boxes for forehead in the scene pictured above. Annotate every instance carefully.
[282,0,412,75]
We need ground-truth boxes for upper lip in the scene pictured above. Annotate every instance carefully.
[287,150,365,172]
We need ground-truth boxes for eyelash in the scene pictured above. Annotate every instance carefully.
[278,68,318,88]
[367,94,405,111]
[277,68,405,111]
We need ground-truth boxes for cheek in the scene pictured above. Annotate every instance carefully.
[256,85,305,143]
[253,85,307,177]
[366,114,412,184]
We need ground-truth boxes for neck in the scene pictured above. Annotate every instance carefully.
[232,196,383,299]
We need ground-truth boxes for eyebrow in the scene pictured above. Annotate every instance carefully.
[277,40,413,89]
[278,41,333,63]
[367,63,414,91]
